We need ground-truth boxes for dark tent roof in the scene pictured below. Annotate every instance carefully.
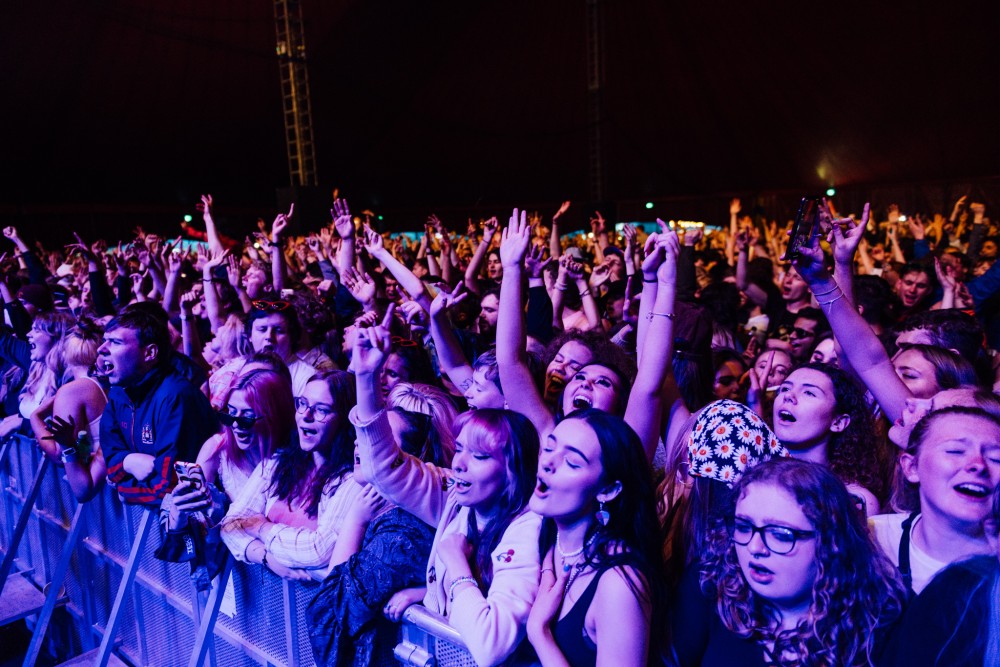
[4,1,1000,229]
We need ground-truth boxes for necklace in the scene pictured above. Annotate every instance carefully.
[556,531,597,572]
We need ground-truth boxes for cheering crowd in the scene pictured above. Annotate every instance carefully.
[2,192,998,666]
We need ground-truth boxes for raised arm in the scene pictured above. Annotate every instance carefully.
[734,230,769,308]
[201,248,231,333]
[830,203,869,308]
[464,217,498,295]
[795,202,911,426]
[269,204,292,294]
[349,310,450,526]
[196,194,225,254]
[332,198,356,277]
[496,209,556,437]
[549,201,569,260]
[429,284,474,392]
[625,227,679,461]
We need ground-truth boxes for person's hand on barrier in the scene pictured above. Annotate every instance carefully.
[0,414,22,440]
[383,586,426,623]
[266,558,314,582]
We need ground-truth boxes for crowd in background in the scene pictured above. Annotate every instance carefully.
[1,191,999,667]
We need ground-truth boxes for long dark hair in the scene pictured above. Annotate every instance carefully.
[269,370,356,518]
[453,409,538,588]
[700,458,906,666]
[538,409,667,636]
[796,362,886,499]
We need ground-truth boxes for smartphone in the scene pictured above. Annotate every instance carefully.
[174,461,206,491]
[784,197,821,261]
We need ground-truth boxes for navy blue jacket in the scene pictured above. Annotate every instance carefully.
[101,364,218,505]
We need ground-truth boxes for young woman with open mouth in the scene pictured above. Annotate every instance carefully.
[870,406,1000,596]
[349,308,541,667]
[497,209,679,462]
[221,370,364,580]
[525,409,665,667]
[671,458,904,666]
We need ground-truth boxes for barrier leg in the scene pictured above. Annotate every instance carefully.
[94,508,153,667]
[0,457,51,593]
[282,579,300,667]
[187,555,232,667]
[22,501,86,667]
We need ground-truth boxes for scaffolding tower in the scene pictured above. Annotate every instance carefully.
[585,0,606,202]
[274,0,318,187]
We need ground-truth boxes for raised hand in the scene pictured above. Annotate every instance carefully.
[271,204,293,241]
[683,225,704,246]
[908,213,926,240]
[524,244,552,279]
[790,222,830,286]
[180,290,198,314]
[482,216,500,241]
[196,194,213,217]
[202,248,231,274]
[342,267,377,306]
[561,255,586,282]
[332,198,354,240]
[499,208,531,268]
[398,298,429,336]
[952,195,968,216]
[656,227,681,284]
[2,226,18,240]
[589,211,606,235]
[349,306,394,376]
[589,261,613,289]
[887,204,900,225]
[361,224,385,257]
[429,282,468,319]
[730,198,741,216]
[553,200,571,221]
[830,203,870,266]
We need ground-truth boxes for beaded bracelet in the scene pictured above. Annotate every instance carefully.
[646,312,676,320]
[448,576,477,601]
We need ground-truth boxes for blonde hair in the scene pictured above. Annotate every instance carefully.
[387,382,458,462]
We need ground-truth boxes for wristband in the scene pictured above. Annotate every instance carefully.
[261,550,268,568]
[646,312,676,321]
[579,289,591,298]
[59,447,78,464]
[448,576,478,601]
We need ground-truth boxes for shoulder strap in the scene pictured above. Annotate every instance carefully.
[898,511,919,595]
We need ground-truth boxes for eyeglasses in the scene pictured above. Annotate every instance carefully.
[725,516,816,555]
[788,326,816,339]
[294,397,336,423]
[391,335,418,348]
[216,410,260,431]
[251,299,291,312]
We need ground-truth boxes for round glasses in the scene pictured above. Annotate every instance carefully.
[726,516,816,555]
[294,397,335,423]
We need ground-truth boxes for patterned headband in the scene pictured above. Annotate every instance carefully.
[687,399,789,487]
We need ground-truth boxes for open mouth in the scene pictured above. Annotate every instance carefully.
[954,483,990,499]
[452,478,472,489]
[534,478,550,497]
[300,427,318,438]
[777,410,796,423]
[571,395,593,410]
[547,376,566,393]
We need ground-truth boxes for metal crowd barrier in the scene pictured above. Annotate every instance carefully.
[0,434,481,667]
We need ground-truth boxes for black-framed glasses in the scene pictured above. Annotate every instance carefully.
[788,326,815,340]
[294,397,335,423]
[251,299,291,312]
[216,410,260,431]
[725,516,816,555]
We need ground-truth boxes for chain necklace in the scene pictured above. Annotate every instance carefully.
[556,531,597,573]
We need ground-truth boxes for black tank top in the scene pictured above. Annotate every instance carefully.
[552,567,608,667]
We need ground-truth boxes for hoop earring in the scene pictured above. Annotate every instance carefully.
[595,501,610,527]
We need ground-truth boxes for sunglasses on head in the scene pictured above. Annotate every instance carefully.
[251,300,291,313]
[391,335,419,348]
[216,410,260,431]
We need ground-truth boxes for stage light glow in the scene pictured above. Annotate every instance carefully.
[826,188,836,197]
[183,214,193,222]
[645,202,654,209]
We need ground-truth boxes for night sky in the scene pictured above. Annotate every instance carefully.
[3,1,1000,238]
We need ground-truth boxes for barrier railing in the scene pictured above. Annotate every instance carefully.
[0,434,482,667]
